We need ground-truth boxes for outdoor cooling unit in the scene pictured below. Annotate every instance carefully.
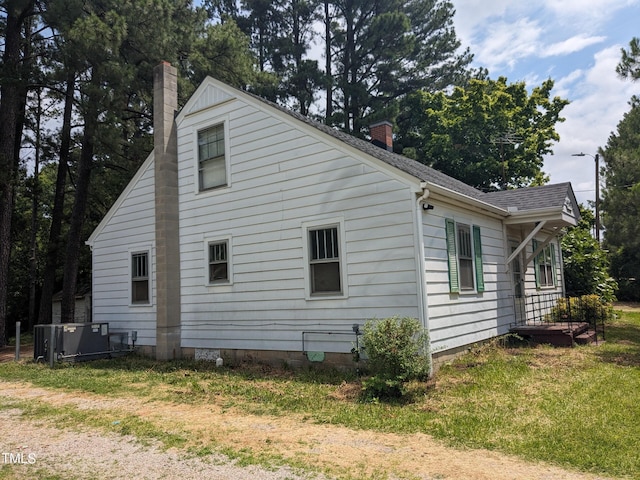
[34,323,111,363]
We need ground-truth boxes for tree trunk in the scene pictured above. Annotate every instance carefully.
[324,0,333,123]
[28,89,42,332]
[38,69,75,325]
[0,0,34,346]
[60,98,96,324]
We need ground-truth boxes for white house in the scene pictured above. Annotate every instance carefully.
[86,62,580,368]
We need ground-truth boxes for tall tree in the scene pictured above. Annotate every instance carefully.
[275,0,323,116]
[617,37,640,82]
[41,0,256,323]
[0,0,35,345]
[328,0,471,134]
[323,0,333,121]
[601,98,640,301]
[395,77,568,190]
[600,37,640,301]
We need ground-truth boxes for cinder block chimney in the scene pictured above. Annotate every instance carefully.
[153,61,181,360]
[370,121,393,151]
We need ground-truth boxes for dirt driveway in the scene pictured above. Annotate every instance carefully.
[0,379,616,480]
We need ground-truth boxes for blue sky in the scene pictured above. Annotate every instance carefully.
[449,0,640,206]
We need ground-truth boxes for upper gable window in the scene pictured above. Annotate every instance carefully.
[198,124,227,191]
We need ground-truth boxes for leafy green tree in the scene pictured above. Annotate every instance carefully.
[561,206,617,302]
[395,77,568,190]
[601,99,640,301]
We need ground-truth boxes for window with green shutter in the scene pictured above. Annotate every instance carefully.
[445,219,485,293]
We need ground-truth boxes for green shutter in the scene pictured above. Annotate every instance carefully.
[550,242,557,287]
[473,225,485,292]
[532,239,540,289]
[445,218,459,293]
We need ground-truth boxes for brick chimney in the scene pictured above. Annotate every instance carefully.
[370,121,393,151]
[153,61,181,360]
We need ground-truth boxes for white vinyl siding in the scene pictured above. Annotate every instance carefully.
[88,155,157,346]
[428,209,508,353]
[176,87,419,354]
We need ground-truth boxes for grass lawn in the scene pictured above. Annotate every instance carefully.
[1,310,639,478]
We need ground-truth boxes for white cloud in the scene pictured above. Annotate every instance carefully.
[544,45,637,205]
[449,0,640,206]
[471,18,542,71]
[541,35,606,57]
[543,0,640,25]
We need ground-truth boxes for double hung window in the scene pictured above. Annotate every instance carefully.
[198,124,227,191]
[208,240,229,283]
[309,226,342,295]
[445,219,484,293]
[533,240,557,288]
[131,252,150,304]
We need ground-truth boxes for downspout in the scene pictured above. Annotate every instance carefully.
[414,182,433,376]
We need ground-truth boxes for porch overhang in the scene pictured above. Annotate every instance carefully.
[504,206,579,271]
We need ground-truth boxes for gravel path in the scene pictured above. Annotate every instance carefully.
[0,407,325,480]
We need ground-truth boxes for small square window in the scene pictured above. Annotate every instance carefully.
[208,240,229,283]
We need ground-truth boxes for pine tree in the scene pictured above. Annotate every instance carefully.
[601,99,640,300]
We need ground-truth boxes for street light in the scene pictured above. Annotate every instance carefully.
[572,152,600,242]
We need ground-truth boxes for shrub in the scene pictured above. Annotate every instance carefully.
[359,316,430,400]
[549,294,614,324]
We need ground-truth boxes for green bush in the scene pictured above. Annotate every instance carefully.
[359,316,430,400]
[549,294,614,324]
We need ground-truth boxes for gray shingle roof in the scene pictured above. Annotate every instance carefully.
[483,183,573,211]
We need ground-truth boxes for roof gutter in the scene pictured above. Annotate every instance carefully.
[424,182,509,217]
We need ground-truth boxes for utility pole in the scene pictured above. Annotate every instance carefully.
[572,152,600,242]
